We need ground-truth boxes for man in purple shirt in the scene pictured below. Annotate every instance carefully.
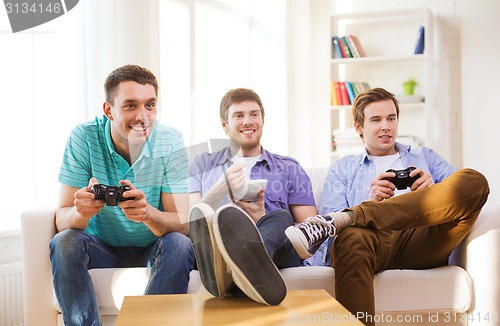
[188,88,318,306]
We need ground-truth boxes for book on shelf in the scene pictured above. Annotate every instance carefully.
[338,37,348,58]
[344,81,356,103]
[330,81,339,106]
[357,82,369,94]
[331,34,366,58]
[339,36,354,58]
[414,26,425,54]
[332,36,343,58]
[338,82,350,105]
[346,36,360,57]
[360,82,371,92]
[344,36,359,57]
[335,82,343,105]
[349,82,361,98]
[349,35,366,57]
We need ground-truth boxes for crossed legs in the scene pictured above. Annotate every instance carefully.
[334,168,489,325]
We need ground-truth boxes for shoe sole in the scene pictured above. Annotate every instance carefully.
[285,226,313,259]
[188,203,232,297]
[213,204,287,306]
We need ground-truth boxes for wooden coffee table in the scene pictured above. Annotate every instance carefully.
[116,289,363,325]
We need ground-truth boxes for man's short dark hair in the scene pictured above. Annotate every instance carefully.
[104,65,158,104]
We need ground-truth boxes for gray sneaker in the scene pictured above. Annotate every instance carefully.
[188,203,233,297]
[213,204,287,306]
[285,215,336,259]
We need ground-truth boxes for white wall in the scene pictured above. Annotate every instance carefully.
[287,0,331,167]
[460,0,500,204]
[82,0,160,116]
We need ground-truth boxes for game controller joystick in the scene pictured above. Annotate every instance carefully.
[91,184,133,206]
[384,167,420,190]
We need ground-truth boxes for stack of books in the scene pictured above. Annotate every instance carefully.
[332,35,366,58]
[331,81,371,106]
[332,128,364,155]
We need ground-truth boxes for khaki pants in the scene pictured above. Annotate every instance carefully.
[333,168,490,326]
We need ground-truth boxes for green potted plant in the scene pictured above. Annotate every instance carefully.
[402,78,417,96]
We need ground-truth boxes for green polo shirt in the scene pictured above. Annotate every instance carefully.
[59,115,188,247]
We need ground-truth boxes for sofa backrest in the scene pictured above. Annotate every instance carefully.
[304,167,329,208]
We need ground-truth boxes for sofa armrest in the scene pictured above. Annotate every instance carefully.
[21,209,58,326]
[461,201,500,323]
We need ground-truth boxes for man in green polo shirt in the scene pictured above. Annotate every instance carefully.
[49,65,194,326]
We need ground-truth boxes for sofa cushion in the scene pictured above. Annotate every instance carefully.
[54,264,472,316]
[280,266,336,296]
[374,265,473,313]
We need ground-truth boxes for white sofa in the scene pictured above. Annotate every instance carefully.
[21,168,500,326]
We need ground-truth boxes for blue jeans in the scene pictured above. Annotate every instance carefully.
[257,209,302,268]
[49,229,194,326]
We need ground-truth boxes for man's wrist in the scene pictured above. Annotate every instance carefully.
[141,207,150,222]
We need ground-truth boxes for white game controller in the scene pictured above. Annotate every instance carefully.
[238,179,268,201]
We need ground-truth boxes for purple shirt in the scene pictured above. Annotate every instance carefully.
[189,147,316,215]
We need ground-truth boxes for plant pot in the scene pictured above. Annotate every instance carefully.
[402,81,416,96]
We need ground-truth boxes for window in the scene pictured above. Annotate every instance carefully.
[159,0,287,151]
[0,8,86,230]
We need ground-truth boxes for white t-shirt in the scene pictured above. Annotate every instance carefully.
[231,155,261,179]
[368,153,410,196]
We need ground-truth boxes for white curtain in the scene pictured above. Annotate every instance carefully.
[0,0,161,229]
[159,0,287,151]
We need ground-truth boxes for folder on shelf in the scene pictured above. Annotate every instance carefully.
[330,81,339,106]
[332,36,343,58]
[414,26,425,54]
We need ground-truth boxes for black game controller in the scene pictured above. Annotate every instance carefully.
[384,167,420,190]
[91,184,133,206]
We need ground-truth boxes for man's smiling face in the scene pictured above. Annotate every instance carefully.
[222,100,264,155]
[104,80,157,155]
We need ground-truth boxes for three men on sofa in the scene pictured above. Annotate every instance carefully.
[51,63,489,326]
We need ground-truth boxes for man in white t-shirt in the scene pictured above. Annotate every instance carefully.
[286,88,489,325]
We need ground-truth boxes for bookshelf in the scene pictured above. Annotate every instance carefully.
[329,8,433,161]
